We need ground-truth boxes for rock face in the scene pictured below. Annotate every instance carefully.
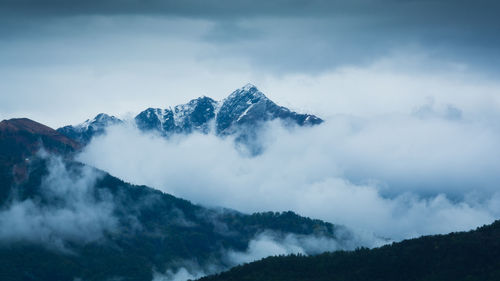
[57,84,323,144]
[57,113,122,144]
[216,84,322,135]
[135,96,218,135]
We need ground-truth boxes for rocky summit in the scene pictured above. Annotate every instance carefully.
[57,84,323,144]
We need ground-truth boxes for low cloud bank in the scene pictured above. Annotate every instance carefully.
[153,230,377,281]
[78,106,500,241]
[225,231,367,265]
[153,267,207,281]
[0,154,117,250]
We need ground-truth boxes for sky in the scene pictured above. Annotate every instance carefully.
[1,0,500,127]
[1,0,500,244]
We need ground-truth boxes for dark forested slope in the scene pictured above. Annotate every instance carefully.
[200,220,500,281]
[0,118,351,281]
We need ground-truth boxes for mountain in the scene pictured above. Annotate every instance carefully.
[57,84,323,144]
[1,158,351,281]
[0,118,80,162]
[135,96,218,135]
[0,118,356,281]
[199,220,500,281]
[57,113,122,144]
[215,84,322,135]
[0,118,80,203]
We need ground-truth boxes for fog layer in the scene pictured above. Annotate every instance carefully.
[79,97,500,240]
[0,155,117,250]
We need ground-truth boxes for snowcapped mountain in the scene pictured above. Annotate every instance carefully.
[58,84,323,144]
[135,96,218,135]
[216,84,322,135]
[57,113,122,144]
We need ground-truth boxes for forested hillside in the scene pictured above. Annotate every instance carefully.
[200,220,500,281]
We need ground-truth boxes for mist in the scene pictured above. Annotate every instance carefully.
[0,154,118,250]
[152,227,381,281]
[153,268,205,281]
[77,71,500,240]
[225,230,376,266]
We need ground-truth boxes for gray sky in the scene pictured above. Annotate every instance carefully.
[1,0,500,241]
[0,0,499,127]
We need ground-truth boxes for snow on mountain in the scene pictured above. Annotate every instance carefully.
[58,84,323,145]
[135,96,218,135]
[57,113,122,144]
[215,83,322,135]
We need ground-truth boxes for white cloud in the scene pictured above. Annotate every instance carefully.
[2,13,500,129]
[225,231,363,265]
[78,102,500,241]
[153,268,206,281]
[152,229,380,280]
[259,58,500,122]
[0,154,118,250]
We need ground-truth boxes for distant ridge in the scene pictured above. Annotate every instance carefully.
[57,84,323,144]
[0,118,80,165]
[0,118,81,201]
[199,220,500,281]
[0,117,357,281]
[57,113,122,144]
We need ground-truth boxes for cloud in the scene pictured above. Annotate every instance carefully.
[152,256,223,281]
[0,154,118,250]
[224,231,380,266]
[2,31,499,129]
[152,227,381,280]
[77,94,500,241]
[0,0,489,17]
[1,0,499,131]
[153,268,206,281]
[2,0,499,73]
[412,98,463,121]
[1,2,500,127]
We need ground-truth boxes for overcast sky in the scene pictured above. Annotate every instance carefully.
[1,0,500,250]
[1,0,499,127]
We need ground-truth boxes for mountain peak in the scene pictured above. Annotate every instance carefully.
[57,113,122,144]
[226,83,266,103]
[58,85,323,145]
[184,96,217,107]
[90,113,120,125]
[94,113,115,122]
[0,118,55,135]
[0,118,80,167]
[242,83,258,91]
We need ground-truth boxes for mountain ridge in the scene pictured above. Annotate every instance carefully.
[57,84,323,144]
[0,116,363,281]
[198,220,500,281]
[0,118,81,194]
